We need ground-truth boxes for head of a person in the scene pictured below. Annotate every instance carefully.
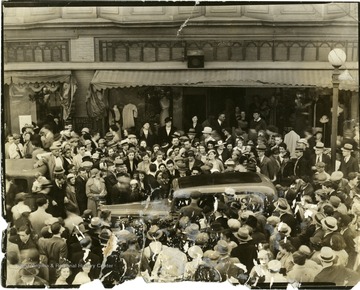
[57,264,71,280]
[18,225,31,243]
[218,113,226,122]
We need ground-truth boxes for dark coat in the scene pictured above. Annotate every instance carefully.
[249,118,267,132]
[104,172,117,204]
[75,176,88,215]
[339,156,359,178]
[314,264,360,286]
[124,159,138,178]
[157,125,177,145]
[310,153,332,173]
[48,181,67,219]
[111,183,130,204]
[293,156,311,178]
[258,156,276,180]
[230,241,258,273]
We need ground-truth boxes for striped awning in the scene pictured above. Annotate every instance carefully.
[4,70,73,85]
[90,69,358,91]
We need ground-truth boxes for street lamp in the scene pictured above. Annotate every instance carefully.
[328,48,346,171]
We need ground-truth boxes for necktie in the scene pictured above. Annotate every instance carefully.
[17,145,23,158]
[316,156,320,164]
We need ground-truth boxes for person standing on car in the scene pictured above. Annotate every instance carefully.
[256,144,276,181]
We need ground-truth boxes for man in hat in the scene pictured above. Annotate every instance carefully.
[293,146,310,178]
[48,167,67,218]
[75,167,88,215]
[339,143,359,178]
[215,139,231,162]
[34,140,64,181]
[39,124,54,151]
[231,227,258,273]
[256,144,276,181]
[179,190,204,223]
[186,150,204,171]
[213,113,226,140]
[16,266,48,286]
[314,246,360,285]
[311,142,331,173]
[158,117,177,145]
[201,126,215,145]
[320,216,339,247]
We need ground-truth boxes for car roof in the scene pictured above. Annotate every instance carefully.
[174,172,276,199]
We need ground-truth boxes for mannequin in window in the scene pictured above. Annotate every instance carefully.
[159,95,170,127]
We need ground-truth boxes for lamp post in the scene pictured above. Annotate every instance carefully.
[328,48,346,171]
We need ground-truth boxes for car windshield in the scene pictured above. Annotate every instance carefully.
[177,172,262,188]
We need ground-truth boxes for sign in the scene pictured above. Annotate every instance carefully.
[18,115,32,133]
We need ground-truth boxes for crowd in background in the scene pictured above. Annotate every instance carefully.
[4,107,360,286]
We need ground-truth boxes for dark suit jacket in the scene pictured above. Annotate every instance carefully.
[138,129,156,147]
[339,156,359,178]
[293,156,310,178]
[157,125,177,145]
[48,181,67,218]
[258,156,276,180]
[310,153,332,173]
[230,241,258,273]
[124,159,138,178]
[104,172,118,204]
[213,120,226,139]
[75,176,88,215]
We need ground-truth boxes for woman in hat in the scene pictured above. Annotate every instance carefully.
[86,168,107,217]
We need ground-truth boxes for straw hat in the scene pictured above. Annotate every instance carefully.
[319,247,335,262]
[321,216,338,232]
[214,240,230,255]
[235,227,252,242]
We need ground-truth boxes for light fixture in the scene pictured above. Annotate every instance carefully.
[187,50,204,68]
[328,48,346,67]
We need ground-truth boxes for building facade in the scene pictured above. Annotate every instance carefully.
[3,4,359,142]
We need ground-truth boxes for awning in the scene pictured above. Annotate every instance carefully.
[90,69,358,92]
[4,70,73,85]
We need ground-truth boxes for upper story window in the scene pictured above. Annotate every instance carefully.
[4,41,69,63]
[96,39,357,63]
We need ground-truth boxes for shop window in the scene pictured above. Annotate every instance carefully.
[114,46,127,62]
[129,46,142,62]
[216,45,230,61]
[52,46,62,61]
[158,47,171,61]
[230,44,243,61]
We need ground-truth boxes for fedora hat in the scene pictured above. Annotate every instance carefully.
[164,117,172,123]
[19,266,39,277]
[215,140,226,147]
[188,245,203,259]
[341,143,354,151]
[188,128,196,134]
[227,218,241,230]
[297,138,308,145]
[277,222,292,236]
[330,171,344,182]
[319,246,335,262]
[81,127,90,134]
[98,228,112,242]
[89,217,103,229]
[314,212,326,225]
[203,250,220,261]
[146,225,163,240]
[53,166,65,176]
[105,132,114,139]
[184,223,200,240]
[267,260,282,272]
[256,144,267,151]
[214,240,230,255]
[321,216,338,231]
[314,142,325,150]
[266,215,280,226]
[235,227,252,242]
[274,198,291,213]
[50,141,62,151]
[202,127,212,134]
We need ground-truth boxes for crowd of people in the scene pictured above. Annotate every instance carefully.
[4,109,360,287]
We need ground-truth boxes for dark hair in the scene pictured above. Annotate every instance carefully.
[322,181,338,190]
[166,159,174,166]
[279,240,295,253]
[330,233,347,251]
[149,163,157,173]
[65,203,78,213]
[110,124,119,132]
[100,210,112,220]
[7,251,19,265]
[36,197,48,207]
[18,225,31,235]
[91,130,99,137]
[292,251,307,266]
[51,222,62,235]
[323,205,334,216]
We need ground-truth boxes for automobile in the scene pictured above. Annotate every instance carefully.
[100,171,277,222]
[4,159,48,212]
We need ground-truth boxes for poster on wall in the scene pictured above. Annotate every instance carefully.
[18,115,32,133]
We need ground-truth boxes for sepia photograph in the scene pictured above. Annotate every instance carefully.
[1,1,359,289]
